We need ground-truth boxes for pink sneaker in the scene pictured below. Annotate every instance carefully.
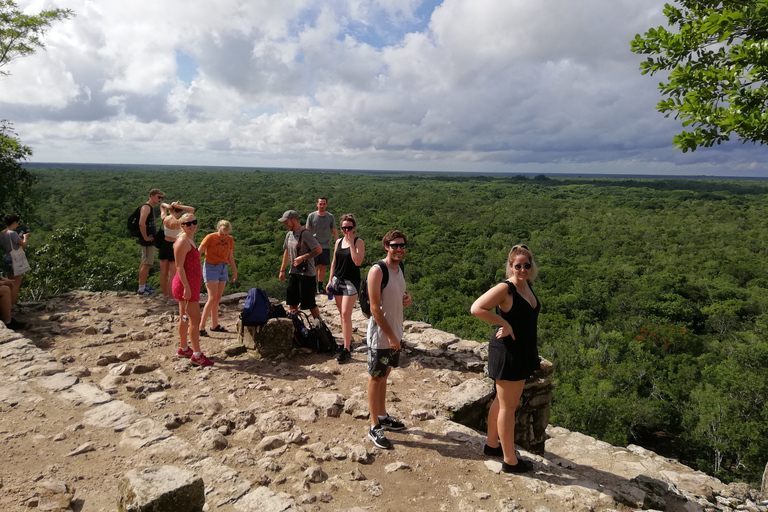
[177,346,193,357]
[190,353,214,367]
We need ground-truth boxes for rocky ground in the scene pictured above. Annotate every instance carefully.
[0,290,762,512]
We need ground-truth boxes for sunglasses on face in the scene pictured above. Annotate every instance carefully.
[388,243,406,249]
[181,219,198,226]
[514,263,532,270]
[341,225,355,231]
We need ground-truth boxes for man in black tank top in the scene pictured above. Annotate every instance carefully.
[137,189,163,296]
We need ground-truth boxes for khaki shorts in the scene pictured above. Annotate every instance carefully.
[140,245,155,266]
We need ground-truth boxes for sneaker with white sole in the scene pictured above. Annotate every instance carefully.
[378,414,405,431]
[190,353,214,367]
[137,285,156,296]
[336,348,351,364]
[177,346,193,357]
[368,425,392,449]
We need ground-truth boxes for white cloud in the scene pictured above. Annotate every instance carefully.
[0,0,763,175]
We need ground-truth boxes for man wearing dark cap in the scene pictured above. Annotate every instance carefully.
[278,210,322,318]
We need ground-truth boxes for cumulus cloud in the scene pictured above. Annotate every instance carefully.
[0,0,763,175]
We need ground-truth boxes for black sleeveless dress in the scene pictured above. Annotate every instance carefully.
[487,281,541,381]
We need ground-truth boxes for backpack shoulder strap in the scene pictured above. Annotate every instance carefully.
[376,260,390,289]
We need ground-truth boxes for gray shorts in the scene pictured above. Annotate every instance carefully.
[331,276,358,296]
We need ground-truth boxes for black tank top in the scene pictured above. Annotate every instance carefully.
[333,237,361,288]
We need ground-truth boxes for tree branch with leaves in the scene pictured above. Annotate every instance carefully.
[0,0,73,75]
[631,0,768,152]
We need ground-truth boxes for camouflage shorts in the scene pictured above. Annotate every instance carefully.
[367,347,401,377]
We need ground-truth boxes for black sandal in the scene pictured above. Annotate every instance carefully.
[211,325,228,332]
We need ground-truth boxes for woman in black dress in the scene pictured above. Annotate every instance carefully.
[471,244,540,473]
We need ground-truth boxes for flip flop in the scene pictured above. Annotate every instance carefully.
[211,325,228,332]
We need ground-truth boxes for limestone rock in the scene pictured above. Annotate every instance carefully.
[198,430,229,451]
[349,444,373,464]
[311,392,343,417]
[235,486,295,512]
[118,465,205,512]
[437,376,494,427]
[238,318,294,358]
[385,461,411,473]
[36,479,75,512]
[343,398,369,419]
[83,400,141,431]
[33,372,78,391]
[305,465,328,483]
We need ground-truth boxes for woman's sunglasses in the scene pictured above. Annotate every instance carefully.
[341,225,355,231]
[514,263,532,270]
[182,219,198,226]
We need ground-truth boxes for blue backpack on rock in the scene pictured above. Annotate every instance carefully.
[240,288,271,326]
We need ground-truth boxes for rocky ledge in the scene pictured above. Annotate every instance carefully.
[0,290,763,512]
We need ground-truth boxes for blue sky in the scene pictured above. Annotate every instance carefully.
[0,0,765,176]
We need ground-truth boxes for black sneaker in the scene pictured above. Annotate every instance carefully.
[317,283,324,294]
[336,348,351,364]
[502,459,533,473]
[484,444,504,457]
[378,414,405,431]
[5,318,25,330]
[368,425,392,449]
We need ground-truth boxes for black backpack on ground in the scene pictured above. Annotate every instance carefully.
[359,260,405,318]
[311,317,339,354]
[288,311,338,353]
[289,310,318,350]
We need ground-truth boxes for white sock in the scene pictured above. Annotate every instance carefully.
[193,352,202,357]
[378,414,387,421]
[138,285,145,292]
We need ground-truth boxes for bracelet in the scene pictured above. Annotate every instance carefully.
[279,270,285,273]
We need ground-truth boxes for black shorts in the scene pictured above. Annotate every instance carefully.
[367,347,401,377]
[314,248,331,266]
[286,274,317,310]
[158,239,175,261]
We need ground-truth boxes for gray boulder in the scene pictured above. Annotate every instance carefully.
[118,465,205,512]
[437,376,494,428]
[238,318,294,358]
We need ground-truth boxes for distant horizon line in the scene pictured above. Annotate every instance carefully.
[22,161,768,181]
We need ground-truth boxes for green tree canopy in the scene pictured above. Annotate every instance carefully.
[0,120,36,220]
[0,0,73,75]
[631,0,768,152]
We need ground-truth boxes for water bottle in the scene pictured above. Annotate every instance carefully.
[327,284,334,300]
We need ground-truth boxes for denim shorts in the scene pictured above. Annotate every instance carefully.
[203,262,228,282]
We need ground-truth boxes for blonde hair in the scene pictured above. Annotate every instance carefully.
[505,244,538,281]
[217,220,231,232]
[179,212,195,224]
